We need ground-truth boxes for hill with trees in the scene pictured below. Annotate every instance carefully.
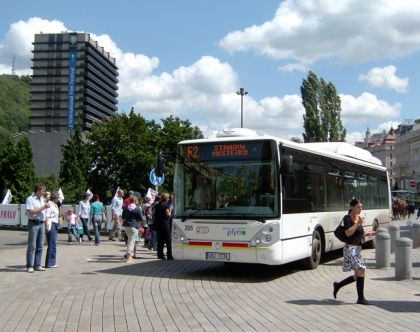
[0,74,31,142]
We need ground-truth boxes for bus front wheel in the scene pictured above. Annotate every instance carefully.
[303,230,322,269]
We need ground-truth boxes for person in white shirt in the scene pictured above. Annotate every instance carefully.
[78,192,92,242]
[26,183,50,273]
[45,192,60,268]
[109,189,124,241]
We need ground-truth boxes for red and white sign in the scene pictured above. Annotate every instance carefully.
[0,204,20,226]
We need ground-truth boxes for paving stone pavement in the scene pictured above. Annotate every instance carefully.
[0,220,419,332]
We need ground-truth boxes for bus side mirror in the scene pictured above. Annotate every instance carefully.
[156,153,165,177]
[281,155,293,174]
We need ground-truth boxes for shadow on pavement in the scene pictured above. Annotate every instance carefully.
[372,276,420,281]
[93,257,302,283]
[0,265,26,272]
[287,299,420,313]
[89,247,349,282]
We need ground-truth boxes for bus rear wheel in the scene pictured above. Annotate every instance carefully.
[302,230,322,269]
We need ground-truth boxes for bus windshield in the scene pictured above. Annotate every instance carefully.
[174,140,279,219]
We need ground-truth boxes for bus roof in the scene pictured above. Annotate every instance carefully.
[302,142,382,166]
[179,129,385,170]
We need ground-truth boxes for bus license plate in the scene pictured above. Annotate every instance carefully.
[206,252,230,261]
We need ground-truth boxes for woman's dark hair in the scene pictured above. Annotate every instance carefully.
[349,198,362,207]
[93,193,99,201]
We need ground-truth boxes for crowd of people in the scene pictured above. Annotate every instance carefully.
[25,184,174,272]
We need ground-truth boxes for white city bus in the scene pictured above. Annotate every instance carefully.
[172,129,391,268]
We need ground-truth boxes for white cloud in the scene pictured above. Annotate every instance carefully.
[278,62,308,73]
[375,120,400,132]
[219,0,420,66]
[0,17,67,73]
[347,121,399,144]
[340,92,400,123]
[90,33,160,100]
[131,56,239,119]
[358,65,408,93]
[129,57,305,139]
[0,17,400,144]
[0,64,31,76]
[346,131,365,145]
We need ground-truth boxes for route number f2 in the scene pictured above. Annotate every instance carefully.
[187,146,198,161]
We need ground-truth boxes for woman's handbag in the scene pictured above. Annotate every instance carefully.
[334,220,348,242]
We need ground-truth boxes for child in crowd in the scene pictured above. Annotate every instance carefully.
[66,208,80,243]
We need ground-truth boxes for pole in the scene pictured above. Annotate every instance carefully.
[236,87,248,129]
[241,94,244,128]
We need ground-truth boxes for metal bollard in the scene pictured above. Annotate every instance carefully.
[376,227,388,235]
[395,237,412,280]
[375,232,390,268]
[413,222,420,248]
[389,224,400,253]
[375,227,388,236]
[373,227,388,247]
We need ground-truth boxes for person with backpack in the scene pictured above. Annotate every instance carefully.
[333,198,371,305]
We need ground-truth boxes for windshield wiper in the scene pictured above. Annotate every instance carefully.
[180,209,207,222]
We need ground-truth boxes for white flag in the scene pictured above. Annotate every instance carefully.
[1,189,12,204]
[114,186,120,198]
[86,189,93,201]
[58,188,65,203]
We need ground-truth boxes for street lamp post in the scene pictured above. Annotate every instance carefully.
[236,87,248,128]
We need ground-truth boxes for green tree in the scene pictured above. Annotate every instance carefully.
[59,121,89,203]
[13,137,36,202]
[86,110,157,201]
[0,139,15,200]
[290,136,303,143]
[0,137,35,203]
[158,116,203,192]
[301,71,321,142]
[86,112,203,201]
[37,174,61,194]
[0,74,31,142]
[301,71,346,142]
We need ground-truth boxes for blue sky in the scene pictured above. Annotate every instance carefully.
[1,0,419,143]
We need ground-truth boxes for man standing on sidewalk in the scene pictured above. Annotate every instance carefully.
[109,189,124,241]
[26,183,50,273]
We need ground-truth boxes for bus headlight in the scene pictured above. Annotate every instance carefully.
[172,223,188,244]
[250,222,279,247]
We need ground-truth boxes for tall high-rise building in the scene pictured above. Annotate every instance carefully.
[28,32,118,176]
[30,32,118,132]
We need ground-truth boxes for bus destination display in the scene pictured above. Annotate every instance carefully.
[183,141,273,162]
